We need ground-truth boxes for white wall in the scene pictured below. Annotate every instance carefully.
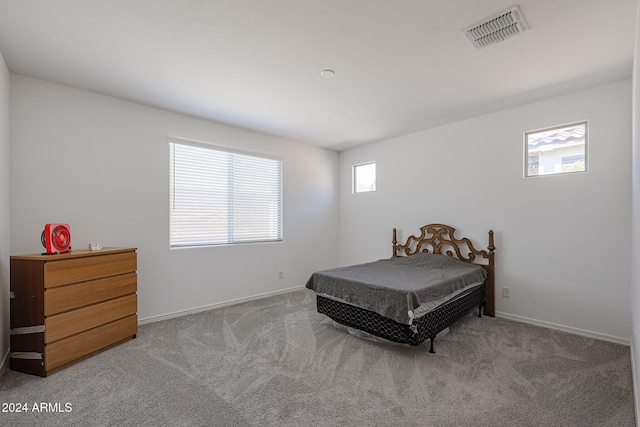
[339,79,632,342]
[0,51,10,367]
[9,75,339,320]
[630,0,640,417]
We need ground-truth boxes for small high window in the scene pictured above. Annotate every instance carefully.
[353,162,376,193]
[524,121,587,177]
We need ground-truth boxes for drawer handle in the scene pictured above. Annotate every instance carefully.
[10,325,45,335]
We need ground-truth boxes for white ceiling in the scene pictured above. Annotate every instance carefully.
[0,0,636,151]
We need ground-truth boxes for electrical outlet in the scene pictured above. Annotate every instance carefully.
[278,271,284,279]
[502,287,510,298]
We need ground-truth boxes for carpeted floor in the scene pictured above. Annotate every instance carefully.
[0,289,636,426]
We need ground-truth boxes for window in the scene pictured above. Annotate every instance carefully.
[524,121,587,177]
[353,162,376,193]
[169,137,283,247]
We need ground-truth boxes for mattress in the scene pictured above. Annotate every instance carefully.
[305,252,488,325]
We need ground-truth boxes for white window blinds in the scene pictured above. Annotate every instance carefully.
[169,138,283,247]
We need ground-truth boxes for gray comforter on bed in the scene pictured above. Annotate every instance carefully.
[305,252,487,325]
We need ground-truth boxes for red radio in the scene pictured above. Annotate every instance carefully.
[41,223,72,254]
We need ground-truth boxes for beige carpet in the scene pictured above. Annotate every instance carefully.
[0,289,635,426]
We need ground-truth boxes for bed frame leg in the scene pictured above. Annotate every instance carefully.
[429,337,435,354]
[478,301,485,318]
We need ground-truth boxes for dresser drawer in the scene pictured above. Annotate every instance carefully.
[45,294,137,343]
[45,314,137,371]
[45,273,137,316]
[44,252,137,288]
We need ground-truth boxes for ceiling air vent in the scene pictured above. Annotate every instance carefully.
[462,5,529,49]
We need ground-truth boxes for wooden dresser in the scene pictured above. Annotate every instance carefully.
[10,247,138,377]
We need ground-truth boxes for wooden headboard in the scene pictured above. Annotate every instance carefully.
[392,223,496,316]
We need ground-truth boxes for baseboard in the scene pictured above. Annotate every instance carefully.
[138,293,633,346]
[138,285,306,325]
[630,339,640,424]
[0,348,9,376]
[495,311,631,346]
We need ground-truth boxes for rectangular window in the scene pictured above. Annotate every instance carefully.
[353,162,376,193]
[169,137,283,247]
[524,121,587,177]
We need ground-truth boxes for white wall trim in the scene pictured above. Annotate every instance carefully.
[496,311,631,346]
[1,348,9,376]
[138,285,306,325]
[630,338,640,424]
[137,287,633,347]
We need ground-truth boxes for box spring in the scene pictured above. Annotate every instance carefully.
[316,284,485,348]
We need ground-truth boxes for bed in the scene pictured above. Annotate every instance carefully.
[305,223,495,352]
